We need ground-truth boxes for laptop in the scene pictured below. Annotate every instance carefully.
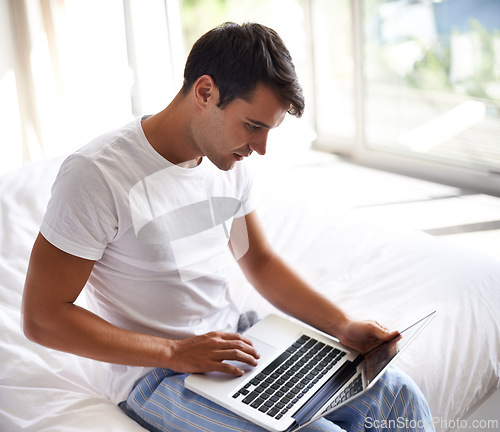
[185,311,435,432]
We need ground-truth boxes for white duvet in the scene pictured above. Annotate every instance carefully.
[1,154,499,432]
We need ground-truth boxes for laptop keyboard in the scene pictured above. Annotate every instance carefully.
[326,373,363,410]
[232,334,346,420]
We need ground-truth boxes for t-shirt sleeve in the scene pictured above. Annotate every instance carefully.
[40,155,118,260]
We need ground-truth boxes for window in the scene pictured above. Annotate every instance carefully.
[312,0,500,196]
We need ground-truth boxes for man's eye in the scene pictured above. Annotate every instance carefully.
[247,123,260,131]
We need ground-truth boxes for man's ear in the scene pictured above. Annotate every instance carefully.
[193,75,219,109]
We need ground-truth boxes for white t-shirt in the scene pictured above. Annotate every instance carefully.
[40,117,255,402]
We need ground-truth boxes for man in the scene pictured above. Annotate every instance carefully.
[22,22,433,431]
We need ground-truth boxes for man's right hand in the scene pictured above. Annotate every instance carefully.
[164,331,260,376]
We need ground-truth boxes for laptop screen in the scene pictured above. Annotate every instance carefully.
[363,312,435,386]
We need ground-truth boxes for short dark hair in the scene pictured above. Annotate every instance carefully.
[182,22,304,118]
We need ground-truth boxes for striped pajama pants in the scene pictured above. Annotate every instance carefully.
[119,365,434,432]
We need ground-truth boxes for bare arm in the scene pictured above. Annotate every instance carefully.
[22,233,258,375]
[232,211,398,353]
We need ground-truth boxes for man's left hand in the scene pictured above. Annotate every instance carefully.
[337,319,399,354]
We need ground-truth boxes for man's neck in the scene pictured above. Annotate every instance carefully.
[141,91,202,166]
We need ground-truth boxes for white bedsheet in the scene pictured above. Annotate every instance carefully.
[1,154,499,432]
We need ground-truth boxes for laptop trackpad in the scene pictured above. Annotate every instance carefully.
[222,336,277,374]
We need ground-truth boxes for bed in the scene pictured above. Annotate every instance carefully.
[1,149,499,432]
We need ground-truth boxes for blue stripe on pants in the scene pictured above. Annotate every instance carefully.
[120,366,435,432]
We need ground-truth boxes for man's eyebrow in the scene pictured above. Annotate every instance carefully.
[246,118,271,129]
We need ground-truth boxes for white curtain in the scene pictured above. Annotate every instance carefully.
[8,0,66,163]
[2,0,183,175]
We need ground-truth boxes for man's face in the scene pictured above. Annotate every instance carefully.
[193,84,289,171]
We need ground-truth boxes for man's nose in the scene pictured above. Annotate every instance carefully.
[249,131,269,156]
